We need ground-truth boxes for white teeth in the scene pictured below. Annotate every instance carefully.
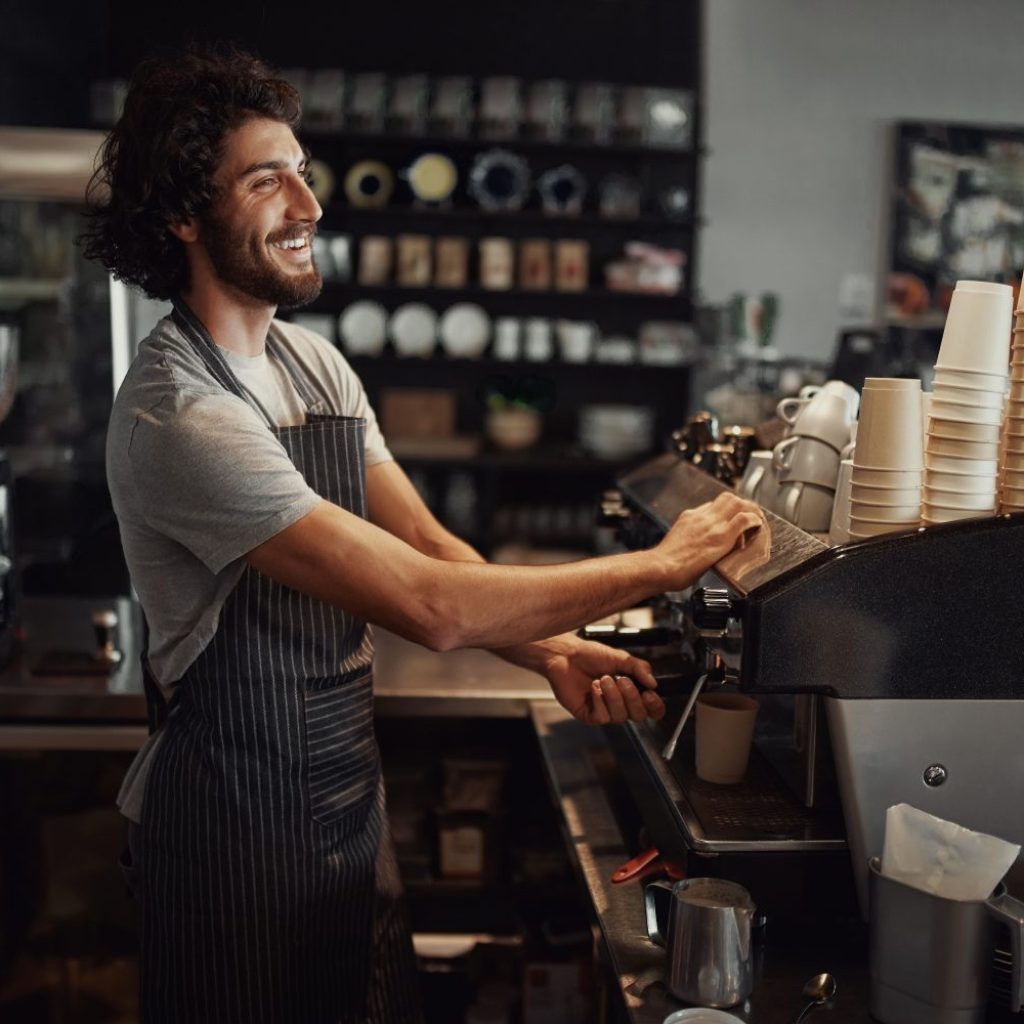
[273,237,308,251]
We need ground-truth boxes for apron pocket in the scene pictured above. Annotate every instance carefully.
[303,669,379,827]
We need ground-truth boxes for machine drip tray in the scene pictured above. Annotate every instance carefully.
[619,717,847,854]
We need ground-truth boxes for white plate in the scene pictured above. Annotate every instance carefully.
[338,301,388,356]
[439,303,490,358]
[389,303,438,357]
[662,1009,746,1024]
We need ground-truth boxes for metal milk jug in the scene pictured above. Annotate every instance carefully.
[645,877,756,1008]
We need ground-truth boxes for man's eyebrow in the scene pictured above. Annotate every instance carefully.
[237,156,307,179]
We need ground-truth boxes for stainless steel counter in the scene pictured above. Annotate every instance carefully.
[0,598,555,748]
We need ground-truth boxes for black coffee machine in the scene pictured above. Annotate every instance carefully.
[0,319,18,667]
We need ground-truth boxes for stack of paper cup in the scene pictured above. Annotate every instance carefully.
[925,280,1011,524]
[849,378,923,539]
[999,293,1024,512]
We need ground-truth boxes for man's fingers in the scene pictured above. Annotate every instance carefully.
[598,675,628,724]
[622,656,657,690]
[641,689,666,720]
[588,680,611,725]
[611,675,649,722]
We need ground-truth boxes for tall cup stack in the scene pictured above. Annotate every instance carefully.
[849,378,923,539]
[999,281,1024,512]
[924,280,1010,524]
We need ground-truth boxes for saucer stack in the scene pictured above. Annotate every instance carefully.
[849,378,923,539]
[923,281,1011,525]
[998,301,1024,512]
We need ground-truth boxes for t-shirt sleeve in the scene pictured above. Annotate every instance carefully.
[126,389,321,574]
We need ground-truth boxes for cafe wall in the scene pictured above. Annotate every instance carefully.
[702,0,1024,360]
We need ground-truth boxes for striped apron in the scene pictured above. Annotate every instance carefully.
[137,301,422,1023]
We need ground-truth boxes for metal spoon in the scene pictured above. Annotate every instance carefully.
[793,973,837,1024]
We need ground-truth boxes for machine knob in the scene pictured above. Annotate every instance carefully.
[691,587,742,632]
[923,764,948,787]
[92,608,123,665]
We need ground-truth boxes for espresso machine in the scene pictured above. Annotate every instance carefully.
[0,319,17,668]
[600,452,1024,920]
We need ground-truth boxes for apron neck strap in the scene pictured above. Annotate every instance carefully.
[171,297,322,426]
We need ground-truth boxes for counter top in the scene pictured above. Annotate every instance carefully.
[0,598,554,741]
[532,702,877,1023]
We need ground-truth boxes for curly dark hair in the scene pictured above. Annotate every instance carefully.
[80,43,302,300]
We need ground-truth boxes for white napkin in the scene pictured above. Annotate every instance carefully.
[881,803,1020,901]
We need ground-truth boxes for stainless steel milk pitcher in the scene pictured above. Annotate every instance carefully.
[645,876,756,1008]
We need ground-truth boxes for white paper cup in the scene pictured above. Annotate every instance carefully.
[828,459,854,546]
[924,453,999,475]
[850,482,921,506]
[924,469,998,493]
[855,381,923,471]
[694,693,759,785]
[850,466,924,487]
[932,368,1008,391]
[921,503,989,524]
[849,519,918,538]
[1000,468,1024,490]
[847,483,921,507]
[930,383,1006,410]
[922,486,996,511]
[850,502,922,523]
[926,435,1000,460]
[928,418,1003,443]
[935,281,1013,377]
[929,400,1003,425]
[772,435,841,487]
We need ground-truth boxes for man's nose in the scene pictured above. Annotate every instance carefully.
[288,176,322,223]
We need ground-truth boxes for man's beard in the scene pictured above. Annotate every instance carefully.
[203,212,322,309]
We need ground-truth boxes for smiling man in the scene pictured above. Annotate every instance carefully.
[85,44,763,1024]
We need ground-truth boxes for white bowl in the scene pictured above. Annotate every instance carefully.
[389,303,438,357]
[338,301,388,356]
[439,303,490,359]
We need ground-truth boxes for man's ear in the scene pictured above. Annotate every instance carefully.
[168,218,199,243]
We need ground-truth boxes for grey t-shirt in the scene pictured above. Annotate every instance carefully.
[109,314,391,823]
[107,313,392,688]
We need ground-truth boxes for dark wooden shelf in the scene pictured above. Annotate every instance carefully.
[321,202,699,232]
[303,128,702,163]
[343,350,697,376]
[390,442,657,473]
[311,282,689,315]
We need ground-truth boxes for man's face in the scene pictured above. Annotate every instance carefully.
[200,118,323,308]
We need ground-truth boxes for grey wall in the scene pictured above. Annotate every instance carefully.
[702,0,1024,359]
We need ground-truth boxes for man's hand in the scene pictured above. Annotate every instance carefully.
[657,492,766,591]
[538,634,666,726]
